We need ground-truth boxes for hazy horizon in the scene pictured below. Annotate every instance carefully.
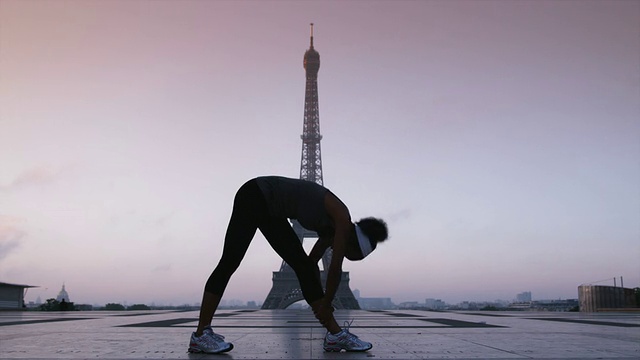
[2,1,639,307]
[27,281,594,308]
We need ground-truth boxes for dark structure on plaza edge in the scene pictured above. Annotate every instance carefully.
[0,282,36,310]
[578,284,638,312]
[262,24,360,309]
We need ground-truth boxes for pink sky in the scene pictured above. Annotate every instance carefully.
[1,0,638,306]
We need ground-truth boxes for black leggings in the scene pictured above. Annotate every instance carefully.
[204,179,324,304]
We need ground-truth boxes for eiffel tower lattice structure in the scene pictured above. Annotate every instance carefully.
[261,24,360,310]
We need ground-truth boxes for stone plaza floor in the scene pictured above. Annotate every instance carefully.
[0,309,638,359]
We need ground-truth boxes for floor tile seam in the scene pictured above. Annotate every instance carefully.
[437,331,585,342]
[455,338,534,359]
[516,330,640,344]
[436,333,640,356]
[437,333,537,359]
[229,332,251,344]
[531,331,640,343]
[307,326,313,359]
[367,331,423,358]
[523,318,640,328]
[602,348,640,357]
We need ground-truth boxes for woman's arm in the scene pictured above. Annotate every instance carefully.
[309,236,332,263]
[322,192,351,305]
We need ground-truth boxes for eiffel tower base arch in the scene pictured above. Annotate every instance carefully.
[261,270,360,309]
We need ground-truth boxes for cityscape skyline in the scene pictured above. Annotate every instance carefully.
[23,279,623,309]
[2,1,638,308]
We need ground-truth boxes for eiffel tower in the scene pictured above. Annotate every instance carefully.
[261,24,360,310]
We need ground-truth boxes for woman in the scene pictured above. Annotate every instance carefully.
[188,176,388,353]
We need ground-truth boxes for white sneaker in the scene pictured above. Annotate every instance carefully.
[323,321,372,352]
[188,326,233,353]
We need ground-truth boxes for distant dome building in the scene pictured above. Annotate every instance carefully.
[56,284,70,302]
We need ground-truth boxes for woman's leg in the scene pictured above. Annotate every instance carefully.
[196,180,263,335]
[259,218,341,334]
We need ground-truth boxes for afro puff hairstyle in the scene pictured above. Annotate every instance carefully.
[355,217,388,251]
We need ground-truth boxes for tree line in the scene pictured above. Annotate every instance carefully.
[38,298,151,311]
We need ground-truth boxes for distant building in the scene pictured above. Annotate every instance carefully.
[531,299,579,312]
[247,301,258,308]
[459,301,471,310]
[56,284,70,302]
[358,297,394,310]
[74,304,93,311]
[578,285,637,312]
[352,289,361,299]
[509,302,532,310]
[451,301,506,311]
[425,298,447,310]
[0,282,37,310]
[516,291,532,302]
[398,301,419,309]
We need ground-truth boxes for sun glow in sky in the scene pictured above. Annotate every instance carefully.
[1,0,638,306]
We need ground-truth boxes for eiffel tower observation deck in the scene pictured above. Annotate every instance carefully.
[261,24,360,310]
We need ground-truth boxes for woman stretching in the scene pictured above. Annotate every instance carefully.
[188,176,388,353]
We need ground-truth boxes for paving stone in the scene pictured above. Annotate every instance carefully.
[1,309,638,359]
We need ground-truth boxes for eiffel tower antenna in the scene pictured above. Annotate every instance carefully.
[310,22,314,47]
[261,24,359,309]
